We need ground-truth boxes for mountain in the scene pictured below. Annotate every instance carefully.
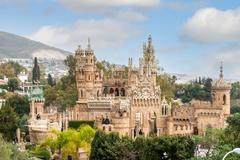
[0,31,71,59]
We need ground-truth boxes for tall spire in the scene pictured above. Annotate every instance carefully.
[148,34,152,46]
[87,37,91,49]
[143,42,146,51]
[220,61,223,79]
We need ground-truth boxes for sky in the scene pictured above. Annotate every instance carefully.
[1,0,240,79]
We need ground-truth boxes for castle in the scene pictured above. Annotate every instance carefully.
[70,35,232,137]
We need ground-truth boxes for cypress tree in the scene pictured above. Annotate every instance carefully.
[47,74,54,86]
[32,57,40,84]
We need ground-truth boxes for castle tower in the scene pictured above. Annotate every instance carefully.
[211,62,232,118]
[142,35,157,85]
[75,38,103,102]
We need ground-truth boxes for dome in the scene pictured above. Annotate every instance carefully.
[29,87,45,102]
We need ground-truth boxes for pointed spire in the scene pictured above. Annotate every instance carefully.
[148,34,152,46]
[143,42,146,50]
[220,61,223,79]
[87,37,91,49]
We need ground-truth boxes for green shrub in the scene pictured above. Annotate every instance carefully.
[32,146,51,160]
[90,131,195,160]
[69,120,95,129]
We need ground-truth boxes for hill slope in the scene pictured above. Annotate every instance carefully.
[0,31,71,59]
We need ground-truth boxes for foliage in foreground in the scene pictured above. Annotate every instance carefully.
[0,94,30,142]
[192,113,240,160]
[90,131,195,160]
[69,120,95,129]
[35,125,95,160]
[0,134,32,160]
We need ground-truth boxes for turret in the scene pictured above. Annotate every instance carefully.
[141,35,157,83]
[75,38,103,102]
[211,62,231,117]
[128,58,132,69]
[85,38,95,68]
[75,45,85,71]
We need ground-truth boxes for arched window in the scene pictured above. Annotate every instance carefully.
[175,125,178,131]
[97,90,100,97]
[103,126,105,131]
[91,59,93,63]
[181,126,183,130]
[223,94,226,105]
[103,87,108,96]
[88,75,91,80]
[120,88,125,96]
[165,106,167,115]
[80,90,83,98]
[110,88,114,94]
[162,106,165,115]
[115,88,119,96]
[86,59,88,63]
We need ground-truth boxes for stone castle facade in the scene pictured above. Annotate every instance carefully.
[70,36,231,137]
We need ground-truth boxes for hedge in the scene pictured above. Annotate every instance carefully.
[69,120,95,129]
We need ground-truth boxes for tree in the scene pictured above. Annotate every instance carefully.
[0,134,12,160]
[32,57,40,84]
[175,77,212,103]
[32,146,51,160]
[90,131,195,160]
[90,131,121,160]
[192,115,240,160]
[5,95,30,116]
[44,86,58,107]
[0,61,26,78]
[0,107,18,141]
[157,73,176,101]
[224,113,240,147]
[47,74,55,86]
[56,84,78,111]
[44,76,77,111]
[64,55,76,82]
[41,125,95,159]
[7,77,19,92]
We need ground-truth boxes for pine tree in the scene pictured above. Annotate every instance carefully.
[47,74,54,86]
[32,57,40,84]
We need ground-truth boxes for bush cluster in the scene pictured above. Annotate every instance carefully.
[90,131,195,160]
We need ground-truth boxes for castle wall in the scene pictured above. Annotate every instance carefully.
[194,108,224,135]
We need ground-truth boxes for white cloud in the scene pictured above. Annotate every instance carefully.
[189,44,240,79]
[59,0,159,12]
[109,11,147,22]
[27,18,141,52]
[182,8,240,43]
